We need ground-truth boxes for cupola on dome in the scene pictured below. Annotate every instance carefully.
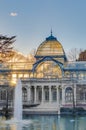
[36,32,65,57]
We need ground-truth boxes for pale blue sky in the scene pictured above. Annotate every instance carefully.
[0,0,86,55]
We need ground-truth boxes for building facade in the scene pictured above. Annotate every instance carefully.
[78,50,86,61]
[0,33,86,114]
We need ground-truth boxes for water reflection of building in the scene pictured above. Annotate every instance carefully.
[0,32,86,114]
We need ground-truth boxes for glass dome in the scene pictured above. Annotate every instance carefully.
[36,34,65,57]
[64,61,86,70]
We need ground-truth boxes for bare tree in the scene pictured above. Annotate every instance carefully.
[30,48,36,56]
[66,48,83,62]
[0,35,16,62]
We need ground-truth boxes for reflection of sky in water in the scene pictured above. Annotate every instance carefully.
[0,116,86,130]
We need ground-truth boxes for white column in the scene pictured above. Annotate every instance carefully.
[36,88,38,102]
[27,86,31,103]
[74,83,76,106]
[57,87,59,104]
[42,86,44,103]
[57,86,60,115]
[62,85,65,105]
[49,86,52,103]
[34,86,37,103]
[27,85,31,103]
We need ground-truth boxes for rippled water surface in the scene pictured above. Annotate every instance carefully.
[0,115,86,130]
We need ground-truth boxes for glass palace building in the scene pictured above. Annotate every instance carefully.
[0,33,86,114]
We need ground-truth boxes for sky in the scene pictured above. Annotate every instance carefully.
[0,0,86,55]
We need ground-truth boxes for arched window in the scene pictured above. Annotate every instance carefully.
[35,61,62,78]
[52,90,57,101]
[38,87,42,102]
[0,90,6,100]
[45,87,49,102]
[65,87,73,102]
[8,89,14,101]
[22,88,27,102]
[84,92,86,100]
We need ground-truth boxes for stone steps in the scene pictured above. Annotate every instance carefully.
[24,103,59,112]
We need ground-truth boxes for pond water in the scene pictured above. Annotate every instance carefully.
[0,115,86,130]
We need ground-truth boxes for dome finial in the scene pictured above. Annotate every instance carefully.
[51,29,53,36]
[46,30,57,41]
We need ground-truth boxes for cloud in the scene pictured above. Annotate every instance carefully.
[10,12,18,17]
